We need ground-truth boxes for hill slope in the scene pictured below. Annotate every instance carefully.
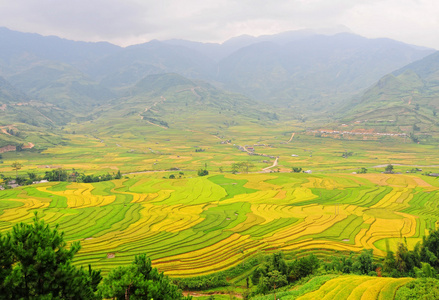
[338,51,439,141]
[217,33,434,112]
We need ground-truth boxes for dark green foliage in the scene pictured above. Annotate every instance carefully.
[385,164,394,173]
[414,263,437,278]
[256,270,287,295]
[289,254,320,281]
[14,175,27,186]
[358,167,368,174]
[251,252,293,294]
[420,228,439,269]
[395,243,418,275]
[383,251,397,274]
[99,254,191,300]
[44,168,68,181]
[169,174,176,179]
[325,250,379,275]
[382,228,439,278]
[342,151,353,158]
[395,278,439,299]
[0,214,101,299]
[352,249,378,275]
[27,171,37,181]
[325,253,355,274]
[252,252,322,295]
[44,169,121,183]
[291,167,302,173]
[231,162,254,174]
[114,170,122,179]
[80,173,113,183]
[410,133,420,143]
[198,169,209,176]
[174,273,228,290]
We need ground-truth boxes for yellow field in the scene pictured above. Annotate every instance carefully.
[0,172,438,276]
[296,275,413,300]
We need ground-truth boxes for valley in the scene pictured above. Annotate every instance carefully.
[1,26,439,299]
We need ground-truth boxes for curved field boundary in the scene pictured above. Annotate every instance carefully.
[296,275,413,300]
[0,173,437,276]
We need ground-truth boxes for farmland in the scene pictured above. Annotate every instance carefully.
[1,171,438,277]
[251,275,413,300]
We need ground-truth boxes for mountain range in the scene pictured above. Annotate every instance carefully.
[1,26,439,146]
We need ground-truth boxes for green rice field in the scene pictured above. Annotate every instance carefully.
[1,171,438,277]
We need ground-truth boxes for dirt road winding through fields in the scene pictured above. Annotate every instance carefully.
[262,157,278,172]
[287,132,295,143]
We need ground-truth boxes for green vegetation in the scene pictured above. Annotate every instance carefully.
[0,216,189,300]
[0,214,101,299]
[1,27,439,299]
[99,254,191,300]
[395,278,439,299]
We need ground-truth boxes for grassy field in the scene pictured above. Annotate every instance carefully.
[1,172,438,277]
[2,123,439,178]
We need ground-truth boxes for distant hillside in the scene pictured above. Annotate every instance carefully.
[0,27,436,147]
[216,33,434,112]
[7,62,114,111]
[0,27,120,72]
[89,41,217,88]
[0,76,28,104]
[84,73,276,136]
[0,27,433,116]
[336,51,439,142]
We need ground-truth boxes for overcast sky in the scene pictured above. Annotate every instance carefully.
[0,0,438,49]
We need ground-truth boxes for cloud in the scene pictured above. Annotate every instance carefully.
[0,0,437,48]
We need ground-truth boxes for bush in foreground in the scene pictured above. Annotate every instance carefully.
[99,254,191,300]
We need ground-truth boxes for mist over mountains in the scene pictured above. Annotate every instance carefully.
[0,26,438,137]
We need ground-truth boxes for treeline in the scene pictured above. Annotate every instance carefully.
[250,229,439,298]
[383,232,439,278]
[1,168,124,189]
[250,252,321,295]
[0,215,191,300]
[43,169,122,183]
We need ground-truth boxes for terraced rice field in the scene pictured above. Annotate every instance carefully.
[0,172,438,276]
[296,275,413,300]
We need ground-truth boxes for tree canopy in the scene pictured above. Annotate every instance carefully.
[99,254,191,300]
[0,213,101,299]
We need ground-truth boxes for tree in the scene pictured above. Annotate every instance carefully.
[256,270,287,295]
[358,167,367,174]
[44,168,68,181]
[385,164,394,173]
[292,167,302,173]
[99,254,191,300]
[114,170,122,179]
[11,161,22,178]
[198,169,209,176]
[289,254,320,281]
[231,162,254,174]
[0,213,101,299]
[27,171,37,181]
[352,249,377,275]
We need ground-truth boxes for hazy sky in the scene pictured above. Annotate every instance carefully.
[0,0,438,48]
